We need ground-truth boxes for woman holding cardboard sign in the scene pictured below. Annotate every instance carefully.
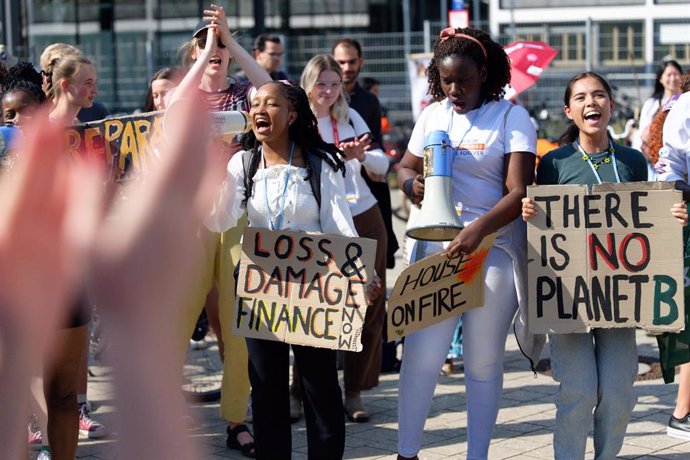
[207,80,382,459]
[396,27,537,459]
[522,72,687,459]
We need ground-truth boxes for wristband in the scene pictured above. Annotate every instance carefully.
[402,178,415,198]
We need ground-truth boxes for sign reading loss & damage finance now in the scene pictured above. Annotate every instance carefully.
[234,227,376,351]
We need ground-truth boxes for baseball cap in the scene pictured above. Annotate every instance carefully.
[192,20,212,38]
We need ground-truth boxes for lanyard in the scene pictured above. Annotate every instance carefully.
[262,142,295,231]
[574,139,620,184]
[446,100,487,150]
[331,117,340,145]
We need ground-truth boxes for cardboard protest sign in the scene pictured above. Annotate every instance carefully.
[66,111,165,181]
[527,182,684,334]
[387,234,496,339]
[234,227,377,351]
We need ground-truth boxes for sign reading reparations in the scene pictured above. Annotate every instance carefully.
[387,234,496,339]
[527,182,684,334]
[234,227,377,351]
[65,111,165,181]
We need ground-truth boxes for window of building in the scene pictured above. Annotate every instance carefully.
[654,21,690,65]
[499,0,643,7]
[598,21,644,65]
[499,22,586,67]
[155,0,201,19]
[31,1,144,23]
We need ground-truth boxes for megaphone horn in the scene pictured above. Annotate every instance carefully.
[163,99,253,140]
[405,130,463,241]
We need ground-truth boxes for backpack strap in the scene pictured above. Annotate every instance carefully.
[241,147,261,205]
[306,151,322,209]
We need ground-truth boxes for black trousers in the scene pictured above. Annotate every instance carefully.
[247,338,345,460]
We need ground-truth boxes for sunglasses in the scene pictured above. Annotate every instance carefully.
[195,36,226,49]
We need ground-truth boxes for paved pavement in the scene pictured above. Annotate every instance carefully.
[49,191,690,459]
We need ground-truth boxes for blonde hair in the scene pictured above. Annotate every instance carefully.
[40,43,84,100]
[178,39,196,69]
[40,43,81,73]
[300,54,349,123]
[47,54,95,101]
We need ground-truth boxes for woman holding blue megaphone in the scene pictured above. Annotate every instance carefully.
[396,27,537,459]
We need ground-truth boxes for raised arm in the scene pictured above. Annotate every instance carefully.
[204,4,271,89]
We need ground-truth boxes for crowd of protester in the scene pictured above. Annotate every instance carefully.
[2,4,690,460]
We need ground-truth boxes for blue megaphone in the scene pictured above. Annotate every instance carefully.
[406,130,464,241]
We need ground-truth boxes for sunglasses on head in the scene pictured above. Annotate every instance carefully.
[195,36,226,49]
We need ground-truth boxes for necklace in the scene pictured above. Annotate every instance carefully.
[574,139,620,184]
[580,145,613,170]
[262,142,295,231]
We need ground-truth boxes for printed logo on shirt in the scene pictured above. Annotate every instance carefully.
[456,143,486,157]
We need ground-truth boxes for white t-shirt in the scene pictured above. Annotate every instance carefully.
[317,107,389,216]
[408,98,536,241]
[206,150,358,238]
[657,92,690,182]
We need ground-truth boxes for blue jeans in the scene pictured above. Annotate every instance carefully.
[549,329,638,460]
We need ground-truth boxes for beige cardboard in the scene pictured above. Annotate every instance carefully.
[527,182,684,334]
[233,227,377,351]
[386,234,497,340]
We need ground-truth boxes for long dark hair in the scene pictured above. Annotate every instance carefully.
[427,27,510,103]
[652,60,683,101]
[558,72,613,146]
[241,81,345,204]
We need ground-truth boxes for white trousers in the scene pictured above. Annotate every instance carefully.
[397,246,517,459]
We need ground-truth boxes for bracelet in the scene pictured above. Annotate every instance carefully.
[402,178,415,198]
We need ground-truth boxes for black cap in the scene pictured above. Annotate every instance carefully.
[192,20,212,38]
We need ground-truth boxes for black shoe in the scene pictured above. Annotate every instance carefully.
[668,413,690,440]
[226,424,256,458]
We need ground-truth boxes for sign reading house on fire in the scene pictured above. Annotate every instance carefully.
[387,234,496,339]
[233,227,377,351]
[526,182,684,334]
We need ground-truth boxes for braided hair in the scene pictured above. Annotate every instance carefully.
[427,27,510,103]
[241,80,345,205]
[1,61,46,107]
[39,43,81,98]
